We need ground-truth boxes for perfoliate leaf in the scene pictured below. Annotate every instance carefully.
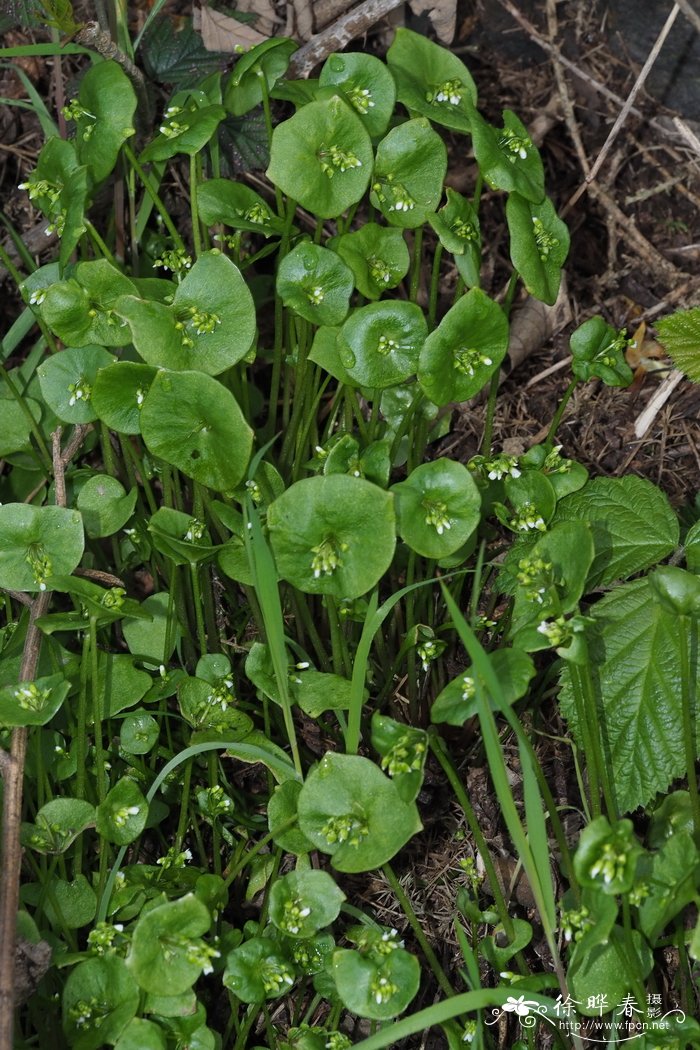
[506,193,569,305]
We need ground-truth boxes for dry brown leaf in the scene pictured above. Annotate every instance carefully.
[292,0,314,41]
[195,5,269,52]
[408,0,457,43]
[236,0,279,38]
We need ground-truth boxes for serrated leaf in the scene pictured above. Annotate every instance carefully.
[554,475,679,588]
[141,16,227,88]
[656,307,700,382]
[558,578,700,812]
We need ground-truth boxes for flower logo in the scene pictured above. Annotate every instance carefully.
[502,995,539,1017]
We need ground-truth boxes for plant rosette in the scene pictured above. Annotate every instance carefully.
[392,457,481,559]
[266,474,395,598]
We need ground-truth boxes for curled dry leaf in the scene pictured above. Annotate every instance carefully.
[408,0,457,43]
[195,4,269,52]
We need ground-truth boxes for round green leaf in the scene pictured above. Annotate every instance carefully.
[0,397,42,457]
[268,780,315,855]
[392,458,481,558]
[269,869,345,938]
[267,475,396,599]
[0,673,70,727]
[332,222,409,299]
[470,107,545,203]
[297,752,422,872]
[22,798,95,854]
[0,504,84,592]
[77,474,137,538]
[117,252,256,376]
[92,361,158,434]
[63,957,139,1050]
[120,710,159,754]
[569,927,652,1016]
[41,259,138,347]
[44,874,96,929]
[114,1018,167,1050]
[73,60,137,183]
[319,52,396,137]
[197,179,285,236]
[122,591,181,664]
[140,370,253,492]
[295,670,353,716]
[429,188,481,288]
[37,344,116,423]
[224,38,298,117]
[506,193,570,305]
[178,675,253,736]
[128,894,212,995]
[24,137,88,269]
[267,96,373,219]
[148,507,218,566]
[418,287,509,405]
[431,648,535,726]
[308,325,358,387]
[141,104,225,162]
[96,777,148,845]
[97,654,152,718]
[332,946,420,1020]
[224,936,295,1002]
[339,300,427,388]
[387,28,477,133]
[277,242,353,325]
[370,118,447,228]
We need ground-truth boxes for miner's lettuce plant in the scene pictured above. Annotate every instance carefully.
[1,17,699,1050]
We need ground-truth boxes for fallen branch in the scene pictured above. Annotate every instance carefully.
[288,0,404,78]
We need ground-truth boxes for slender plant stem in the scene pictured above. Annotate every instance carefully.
[409,227,423,302]
[190,153,202,257]
[123,144,185,250]
[679,615,700,842]
[382,862,456,998]
[547,377,578,443]
[428,243,443,327]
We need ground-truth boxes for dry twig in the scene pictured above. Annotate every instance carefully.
[288,0,404,77]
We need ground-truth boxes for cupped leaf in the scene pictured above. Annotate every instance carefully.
[331,945,420,1020]
[339,300,427,388]
[114,1018,167,1050]
[267,96,373,218]
[267,475,396,599]
[122,592,181,663]
[277,242,353,325]
[431,647,535,726]
[117,251,256,375]
[387,28,477,133]
[269,869,345,938]
[370,713,427,803]
[418,287,509,405]
[37,345,115,424]
[0,396,42,457]
[148,507,218,566]
[319,52,396,137]
[224,936,296,1002]
[41,259,138,347]
[297,752,422,872]
[0,673,70,727]
[554,475,679,588]
[77,474,137,538]
[140,370,253,492]
[63,956,139,1050]
[429,188,481,288]
[197,179,285,236]
[96,777,148,846]
[43,874,96,929]
[568,927,652,1016]
[92,361,158,434]
[559,578,700,812]
[0,504,84,592]
[22,798,95,854]
[141,103,225,162]
[224,38,298,117]
[568,316,633,387]
[268,780,315,854]
[128,894,213,994]
[332,223,409,300]
[120,711,159,755]
[70,60,137,183]
[470,107,545,203]
[506,193,569,305]
[392,458,481,558]
[20,137,88,268]
[307,325,358,387]
[370,118,447,228]
[178,675,253,735]
[97,654,152,718]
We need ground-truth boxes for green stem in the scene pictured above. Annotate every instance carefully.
[124,143,185,250]
[189,562,208,655]
[259,71,283,216]
[0,364,52,471]
[84,219,116,264]
[547,377,578,443]
[89,616,106,805]
[174,760,193,852]
[382,862,455,998]
[428,731,515,939]
[190,153,202,257]
[679,614,700,842]
[428,243,444,328]
[481,272,519,455]
[409,227,424,302]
